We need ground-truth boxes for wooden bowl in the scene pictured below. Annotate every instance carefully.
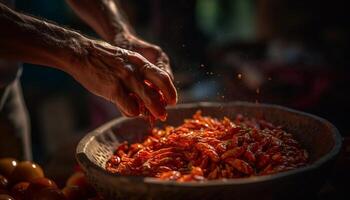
[76,102,342,200]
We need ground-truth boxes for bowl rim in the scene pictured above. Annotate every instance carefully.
[76,101,342,187]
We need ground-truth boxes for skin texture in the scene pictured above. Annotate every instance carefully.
[0,2,177,119]
[65,0,173,78]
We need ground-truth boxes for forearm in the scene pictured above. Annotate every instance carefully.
[66,0,130,42]
[0,3,87,74]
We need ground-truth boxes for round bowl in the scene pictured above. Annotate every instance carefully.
[76,102,342,200]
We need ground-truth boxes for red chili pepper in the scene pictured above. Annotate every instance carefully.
[106,111,309,181]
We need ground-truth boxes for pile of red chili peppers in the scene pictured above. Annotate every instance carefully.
[106,111,308,182]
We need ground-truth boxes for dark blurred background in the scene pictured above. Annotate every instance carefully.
[3,0,349,192]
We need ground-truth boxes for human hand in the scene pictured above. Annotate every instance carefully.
[68,38,177,120]
[65,0,173,77]
[0,2,178,120]
[114,33,173,79]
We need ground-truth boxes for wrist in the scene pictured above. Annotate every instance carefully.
[100,0,132,42]
[58,33,91,76]
[105,22,131,43]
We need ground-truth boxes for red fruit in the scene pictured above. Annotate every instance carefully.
[28,177,57,190]
[10,161,44,184]
[25,178,58,199]
[11,182,29,200]
[0,158,17,178]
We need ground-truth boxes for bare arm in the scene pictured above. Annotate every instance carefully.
[66,0,173,78]
[0,3,83,73]
[65,0,130,42]
[0,3,177,119]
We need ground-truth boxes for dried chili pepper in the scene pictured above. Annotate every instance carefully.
[106,111,309,181]
[129,80,167,127]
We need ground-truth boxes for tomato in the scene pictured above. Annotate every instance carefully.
[25,178,58,199]
[28,177,57,190]
[10,161,44,184]
[0,158,17,178]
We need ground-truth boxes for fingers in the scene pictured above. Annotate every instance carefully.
[134,43,174,80]
[127,74,167,120]
[121,55,169,119]
[156,52,174,80]
[142,66,177,105]
[112,80,140,117]
[95,45,176,120]
[82,49,140,117]
[127,54,177,105]
[146,47,174,79]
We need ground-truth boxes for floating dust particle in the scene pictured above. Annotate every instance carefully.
[268,77,272,81]
[256,88,260,94]
[221,95,225,99]
[237,73,242,79]
[200,64,205,68]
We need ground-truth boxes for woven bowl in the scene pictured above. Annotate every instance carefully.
[76,102,342,200]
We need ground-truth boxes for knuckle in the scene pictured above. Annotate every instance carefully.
[156,53,170,66]
[116,47,130,57]
[139,62,153,75]
[128,52,139,58]
[163,53,170,62]
[129,50,143,58]
[153,45,162,52]
[158,72,170,83]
